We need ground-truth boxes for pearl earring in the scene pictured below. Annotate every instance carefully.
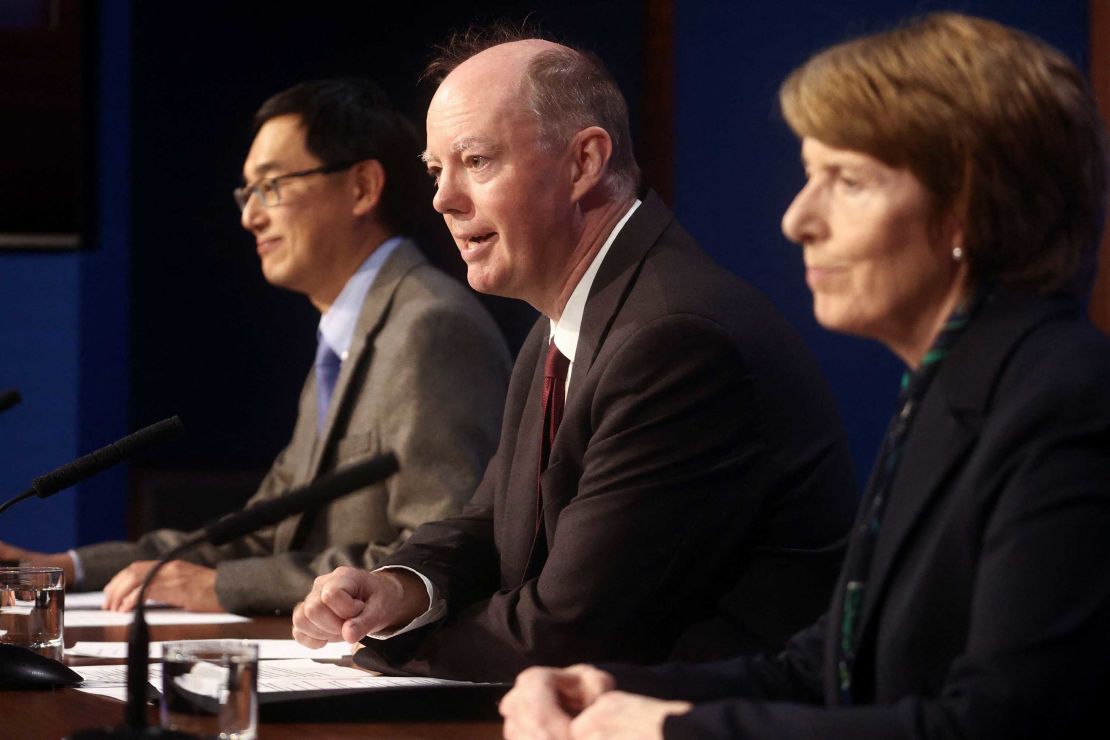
[952,246,964,262]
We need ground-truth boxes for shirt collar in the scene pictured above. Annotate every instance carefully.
[318,236,403,360]
[550,200,641,362]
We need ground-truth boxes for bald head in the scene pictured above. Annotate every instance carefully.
[426,33,640,200]
[430,40,556,138]
[447,38,564,82]
[423,33,640,316]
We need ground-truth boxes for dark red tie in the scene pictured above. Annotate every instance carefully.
[536,340,570,533]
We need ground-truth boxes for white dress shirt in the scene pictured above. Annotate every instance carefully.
[370,200,642,640]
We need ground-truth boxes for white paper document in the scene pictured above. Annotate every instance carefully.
[70,663,131,703]
[72,659,478,703]
[68,639,352,661]
[242,659,478,694]
[66,591,171,610]
[64,609,251,627]
[0,604,34,616]
[64,591,108,610]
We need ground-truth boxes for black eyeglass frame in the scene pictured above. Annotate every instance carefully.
[233,160,361,211]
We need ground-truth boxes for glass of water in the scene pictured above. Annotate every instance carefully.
[0,566,64,661]
[160,639,259,740]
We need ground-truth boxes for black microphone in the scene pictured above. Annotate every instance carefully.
[0,417,185,517]
[0,388,20,414]
[0,416,187,694]
[205,452,400,545]
[67,451,400,739]
[34,416,185,499]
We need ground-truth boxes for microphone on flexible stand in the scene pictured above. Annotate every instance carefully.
[0,416,186,517]
[0,388,20,414]
[66,451,400,739]
[0,417,187,691]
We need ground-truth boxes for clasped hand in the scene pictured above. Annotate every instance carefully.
[499,665,692,740]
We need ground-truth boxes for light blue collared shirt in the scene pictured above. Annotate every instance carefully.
[67,236,404,590]
[317,236,403,359]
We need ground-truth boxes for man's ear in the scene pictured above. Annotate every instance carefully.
[568,126,613,201]
[351,159,386,217]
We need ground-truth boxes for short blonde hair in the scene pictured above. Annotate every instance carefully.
[780,12,1109,294]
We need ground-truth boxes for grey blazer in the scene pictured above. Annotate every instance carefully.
[77,240,512,614]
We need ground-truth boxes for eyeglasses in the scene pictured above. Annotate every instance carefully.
[233,161,359,211]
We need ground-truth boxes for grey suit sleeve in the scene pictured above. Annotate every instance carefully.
[72,407,304,592]
[75,538,166,590]
[213,301,510,614]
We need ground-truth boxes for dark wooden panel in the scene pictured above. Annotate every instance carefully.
[0,0,83,248]
[1,617,503,738]
[1091,0,1110,334]
[641,0,674,204]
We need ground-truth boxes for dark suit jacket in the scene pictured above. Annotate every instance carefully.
[607,289,1110,740]
[356,193,857,681]
[77,240,511,614]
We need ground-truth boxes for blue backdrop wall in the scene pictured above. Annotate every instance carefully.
[0,2,131,551]
[0,1,1092,551]
[672,0,1090,481]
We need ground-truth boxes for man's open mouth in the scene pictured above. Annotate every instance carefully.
[465,233,496,249]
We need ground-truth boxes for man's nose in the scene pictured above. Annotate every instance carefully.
[432,170,467,216]
[240,191,266,231]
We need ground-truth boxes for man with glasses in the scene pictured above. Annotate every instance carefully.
[0,78,511,615]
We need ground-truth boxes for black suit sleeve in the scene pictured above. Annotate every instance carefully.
[662,366,1110,739]
[603,613,827,704]
[364,316,779,680]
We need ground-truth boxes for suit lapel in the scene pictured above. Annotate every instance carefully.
[510,323,550,585]
[309,239,424,476]
[573,192,673,387]
[855,289,1075,643]
[534,192,672,519]
[275,240,425,553]
[519,193,674,575]
[857,392,979,636]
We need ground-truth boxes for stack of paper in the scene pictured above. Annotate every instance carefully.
[72,658,475,704]
[64,591,251,626]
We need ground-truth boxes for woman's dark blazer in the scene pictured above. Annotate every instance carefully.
[609,288,1110,740]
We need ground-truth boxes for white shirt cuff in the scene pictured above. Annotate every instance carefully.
[67,549,85,589]
[362,565,446,640]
